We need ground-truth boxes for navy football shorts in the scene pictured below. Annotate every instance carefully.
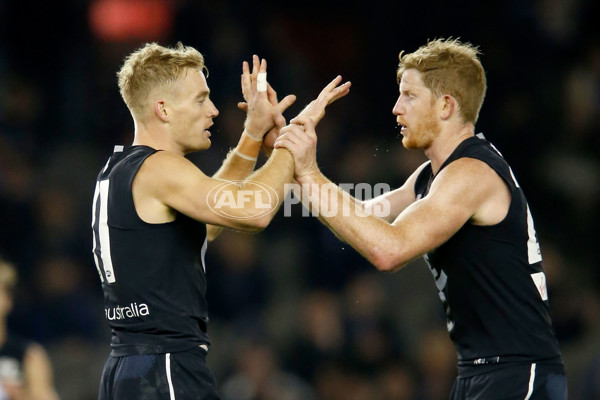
[451,362,567,400]
[98,346,220,400]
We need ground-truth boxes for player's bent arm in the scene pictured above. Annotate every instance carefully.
[23,344,59,400]
[206,131,264,240]
[304,161,430,228]
[298,158,501,271]
[362,161,430,223]
[136,149,294,232]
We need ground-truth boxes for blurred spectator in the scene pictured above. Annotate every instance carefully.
[284,290,345,381]
[221,339,315,400]
[414,328,456,400]
[10,256,103,344]
[342,273,404,375]
[0,255,59,400]
[207,230,272,329]
[0,137,38,281]
[377,363,417,400]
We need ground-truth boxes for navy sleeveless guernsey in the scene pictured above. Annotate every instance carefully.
[414,135,562,371]
[92,145,210,356]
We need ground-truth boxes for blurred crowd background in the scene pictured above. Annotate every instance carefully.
[0,0,599,399]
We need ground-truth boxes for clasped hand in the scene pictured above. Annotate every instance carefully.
[274,76,351,179]
[239,55,296,139]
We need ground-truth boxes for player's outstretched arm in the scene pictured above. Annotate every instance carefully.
[275,117,498,272]
[135,147,294,234]
[361,161,431,223]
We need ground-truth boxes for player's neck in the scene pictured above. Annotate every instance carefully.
[425,123,474,174]
[131,119,182,155]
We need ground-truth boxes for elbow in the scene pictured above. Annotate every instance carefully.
[370,251,406,272]
[372,258,397,272]
[251,214,271,231]
[235,214,270,233]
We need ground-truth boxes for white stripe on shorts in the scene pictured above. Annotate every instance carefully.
[166,353,176,400]
[523,363,536,400]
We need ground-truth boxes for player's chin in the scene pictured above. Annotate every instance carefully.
[401,136,415,149]
[404,139,426,151]
[192,139,211,152]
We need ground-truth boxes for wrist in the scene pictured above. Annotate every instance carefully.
[234,150,257,161]
[243,129,262,142]
[295,167,320,185]
[234,131,262,161]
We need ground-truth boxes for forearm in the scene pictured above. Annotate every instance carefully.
[212,130,263,180]
[298,173,406,271]
[242,147,295,226]
[208,131,264,240]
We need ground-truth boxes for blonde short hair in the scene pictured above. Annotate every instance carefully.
[117,42,206,115]
[397,38,487,124]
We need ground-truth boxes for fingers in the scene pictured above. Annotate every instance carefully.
[260,58,267,73]
[277,94,297,113]
[241,61,251,101]
[273,112,286,130]
[242,55,268,104]
[252,55,259,77]
[251,56,258,93]
[275,123,315,147]
[277,124,305,143]
[266,83,278,105]
[329,81,351,103]
[289,115,316,133]
[322,75,343,93]
[274,124,319,179]
[249,55,264,93]
[257,58,267,93]
[267,82,297,114]
[295,117,316,140]
[318,76,343,98]
[237,102,248,111]
[316,76,351,102]
[274,130,301,149]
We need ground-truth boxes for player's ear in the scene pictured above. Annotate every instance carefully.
[440,94,456,120]
[154,100,169,122]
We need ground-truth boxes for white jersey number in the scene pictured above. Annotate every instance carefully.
[490,142,542,265]
[92,179,116,283]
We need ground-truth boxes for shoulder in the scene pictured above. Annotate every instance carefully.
[430,157,508,212]
[137,151,209,187]
[140,150,194,170]
[436,157,504,193]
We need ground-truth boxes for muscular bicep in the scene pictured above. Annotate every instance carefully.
[389,158,500,262]
[134,152,266,231]
[363,186,414,222]
[363,161,430,223]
